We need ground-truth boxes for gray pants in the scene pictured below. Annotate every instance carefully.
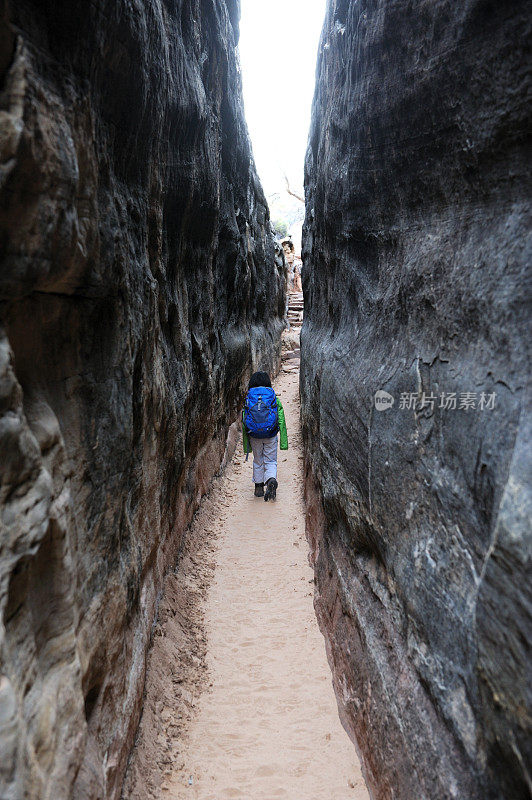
[249,435,278,483]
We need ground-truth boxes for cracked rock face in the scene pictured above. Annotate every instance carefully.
[0,1,284,798]
[302,1,531,799]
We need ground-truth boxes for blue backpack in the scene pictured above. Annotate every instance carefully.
[244,386,279,438]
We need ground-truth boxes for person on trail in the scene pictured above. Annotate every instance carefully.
[282,238,295,293]
[293,258,302,292]
[282,239,302,293]
[242,371,288,501]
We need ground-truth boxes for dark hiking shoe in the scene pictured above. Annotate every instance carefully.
[254,482,264,497]
[264,478,278,502]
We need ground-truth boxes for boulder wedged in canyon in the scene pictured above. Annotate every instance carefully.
[0,1,284,798]
[302,2,531,799]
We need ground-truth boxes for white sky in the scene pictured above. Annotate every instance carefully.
[238,0,327,198]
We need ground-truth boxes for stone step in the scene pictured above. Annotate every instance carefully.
[282,349,301,361]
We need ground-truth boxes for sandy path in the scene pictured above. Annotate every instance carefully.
[156,368,368,800]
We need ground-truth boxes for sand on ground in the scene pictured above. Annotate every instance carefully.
[123,366,369,800]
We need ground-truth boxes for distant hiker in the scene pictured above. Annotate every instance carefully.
[242,371,288,501]
[293,258,302,292]
[282,238,302,293]
[282,238,295,292]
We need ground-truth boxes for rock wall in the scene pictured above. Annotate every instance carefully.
[302,2,530,799]
[0,1,284,798]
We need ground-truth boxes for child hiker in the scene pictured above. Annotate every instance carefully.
[242,371,288,501]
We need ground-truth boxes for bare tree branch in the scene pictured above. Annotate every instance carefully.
[284,174,304,204]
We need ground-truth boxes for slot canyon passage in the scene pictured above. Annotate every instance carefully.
[122,367,369,799]
[0,2,530,800]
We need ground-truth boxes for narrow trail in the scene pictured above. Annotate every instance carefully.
[124,364,369,800]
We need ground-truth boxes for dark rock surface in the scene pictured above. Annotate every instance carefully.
[0,1,284,798]
[302,2,531,798]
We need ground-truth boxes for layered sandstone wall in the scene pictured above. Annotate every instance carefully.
[0,1,284,798]
[302,1,530,799]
